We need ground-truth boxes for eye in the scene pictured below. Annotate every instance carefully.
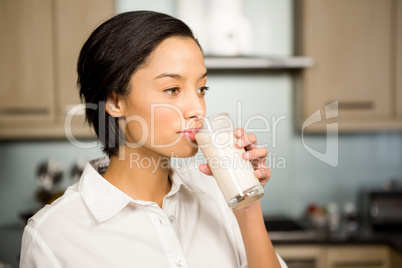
[164,87,180,96]
[197,86,210,96]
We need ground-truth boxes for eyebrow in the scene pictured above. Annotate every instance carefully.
[154,71,208,80]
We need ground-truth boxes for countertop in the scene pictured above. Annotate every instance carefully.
[266,217,402,253]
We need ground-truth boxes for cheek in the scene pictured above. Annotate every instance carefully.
[122,101,152,144]
[123,114,150,144]
[153,106,184,132]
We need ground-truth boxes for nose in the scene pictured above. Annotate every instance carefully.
[182,90,206,123]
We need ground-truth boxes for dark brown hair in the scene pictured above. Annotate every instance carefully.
[77,11,200,157]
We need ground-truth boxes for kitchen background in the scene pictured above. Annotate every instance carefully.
[1,0,401,267]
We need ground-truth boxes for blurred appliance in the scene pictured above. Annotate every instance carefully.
[359,189,402,231]
[264,216,318,241]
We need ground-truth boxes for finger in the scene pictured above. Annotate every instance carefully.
[199,163,213,176]
[242,146,268,161]
[249,155,268,173]
[234,128,246,138]
[254,167,270,179]
[236,133,257,150]
[254,166,271,184]
[251,159,267,171]
[234,128,257,150]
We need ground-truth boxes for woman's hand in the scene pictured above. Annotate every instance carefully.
[199,128,271,188]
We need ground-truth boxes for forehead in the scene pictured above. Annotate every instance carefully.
[135,36,206,77]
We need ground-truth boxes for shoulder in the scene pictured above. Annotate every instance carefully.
[26,185,84,232]
[20,186,86,267]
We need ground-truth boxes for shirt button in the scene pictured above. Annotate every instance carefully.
[176,260,184,267]
[169,215,175,222]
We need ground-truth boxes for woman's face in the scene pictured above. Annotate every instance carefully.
[116,37,207,158]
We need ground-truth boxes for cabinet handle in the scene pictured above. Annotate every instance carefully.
[327,101,374,110]
[333,260,383,267]
[0,108,49,115]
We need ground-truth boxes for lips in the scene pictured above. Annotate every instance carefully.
[179,127,201,141]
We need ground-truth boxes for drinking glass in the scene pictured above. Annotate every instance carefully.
[195,113,264,210]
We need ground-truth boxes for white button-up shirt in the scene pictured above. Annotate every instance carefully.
[20,157,286,268]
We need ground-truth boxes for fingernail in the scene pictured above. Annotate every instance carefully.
[243,152,251,160]
[236,129,242,136]
[255,170,261,177]
[236,140,242,147]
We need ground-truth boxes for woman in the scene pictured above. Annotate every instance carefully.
[20,11,286,267]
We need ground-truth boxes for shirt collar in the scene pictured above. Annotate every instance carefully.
[78,157,205,223]
[78,159,132,223]
[167,167,206,196]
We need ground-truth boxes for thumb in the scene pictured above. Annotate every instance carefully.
[199,163,213,176]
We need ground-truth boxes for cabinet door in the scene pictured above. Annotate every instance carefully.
[0,0,54,124]
[326,246,389,268]
[397,0,402,117]
[275,245,325,268]
[53,0,114,122]
[301,0,393,122]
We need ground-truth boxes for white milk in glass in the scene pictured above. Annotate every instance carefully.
[195,113,264,210]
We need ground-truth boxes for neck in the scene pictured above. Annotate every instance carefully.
[103,145,172,208]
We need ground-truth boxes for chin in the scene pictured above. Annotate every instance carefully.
[171,140,199,158]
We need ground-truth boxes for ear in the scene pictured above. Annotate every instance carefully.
[105,94,125,118]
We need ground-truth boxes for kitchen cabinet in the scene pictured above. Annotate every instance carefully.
[0,0,54,125]
[275,244,402,268]
[54,0,114,122]
[297,0,402,132]
[0,0,114,139]
[275,245,325,268]
[397,0,402,117]
[326,246,389,268]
